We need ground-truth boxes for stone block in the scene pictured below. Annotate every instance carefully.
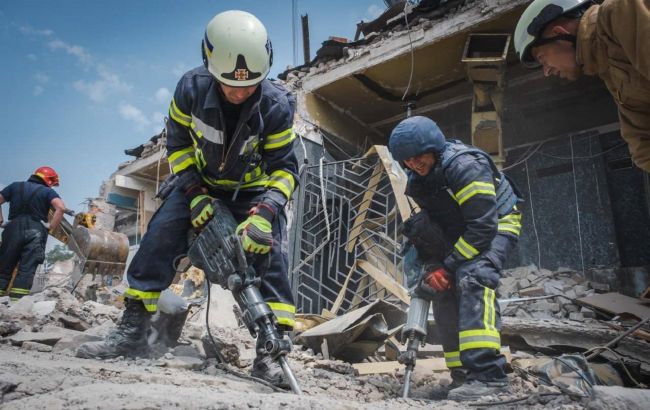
[574,285,588,298]
[580,307,596,319]
[517,278,531,290]
[569,312,585,322]
[52,333,103,354]
[22,341,53,352]
[590,282,611,293]
[543,280,566,296]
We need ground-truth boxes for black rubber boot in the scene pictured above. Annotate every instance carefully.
[251,354,289,388]
[76,298,152,359]
[250,336,289,388]
[447,379,510,402]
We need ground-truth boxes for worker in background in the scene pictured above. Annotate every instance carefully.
[514,0,650,172]
[389,116,523,401]
[77,10,298,388]
[0,167,66,299]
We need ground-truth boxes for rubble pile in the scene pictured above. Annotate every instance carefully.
[499,264,602,321]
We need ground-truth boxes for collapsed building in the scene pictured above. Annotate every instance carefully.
[4,0,647,408]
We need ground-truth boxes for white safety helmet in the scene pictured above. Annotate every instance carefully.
[514,0,592,68]
[202,10,273,87]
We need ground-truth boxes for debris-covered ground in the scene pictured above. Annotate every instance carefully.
[1,271,649,409]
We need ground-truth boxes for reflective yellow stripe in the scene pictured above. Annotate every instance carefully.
[444,351,462,368]
[498,212,522,235]
[124,288,160,313]
[9,288,30,295]
[266,170,296,200]
[168,147,197,174]
[0,289,5,296]
[453,181,496,206]
[497,213,521,235]
[483,287,497,331]
[454,236,479,260]
[244,166,263,182]
[266,302,296,313]
[267,302,296,328]
[458,329,501,351]
[264,128,296,150]
[169,97,191,127]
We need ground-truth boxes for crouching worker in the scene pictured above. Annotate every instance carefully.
[389,116,523,401]
[76,10,298,388]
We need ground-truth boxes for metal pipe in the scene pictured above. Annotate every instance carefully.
[585,316,650,360]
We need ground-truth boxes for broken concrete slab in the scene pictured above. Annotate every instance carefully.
[31,301,56,316]
[8,326,82,346]
[587,386,650,410]
[501,317,650,372]
[578,292,650,320]
[52,333,103,355]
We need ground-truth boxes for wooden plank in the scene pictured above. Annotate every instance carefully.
[358,259,410,304]
[350,275,369,311]
[640,286,650,305]
[358,231,403,291]
[346,163,384,252]
[323,262,357,318]
[354,347,512,375]
[374,145,418,221]
[577,292,650,320]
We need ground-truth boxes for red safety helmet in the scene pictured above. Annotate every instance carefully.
[33,166,60,187]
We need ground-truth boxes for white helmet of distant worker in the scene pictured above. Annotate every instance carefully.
[202,10,273,87]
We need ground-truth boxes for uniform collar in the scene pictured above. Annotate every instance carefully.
[576,5,600,76]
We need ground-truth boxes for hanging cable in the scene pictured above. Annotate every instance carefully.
[525,161,542,268]
[289,156,331,276]
[570,135,586,275]
[401,2,415,101]
[502,142,544,171]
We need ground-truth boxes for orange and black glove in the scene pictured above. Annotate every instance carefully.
[422,266,451,292]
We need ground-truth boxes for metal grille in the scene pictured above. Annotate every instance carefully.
[290,152,409,315]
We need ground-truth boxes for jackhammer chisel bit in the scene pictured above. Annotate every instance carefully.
[398,296,430,399]
[188,199,302,395]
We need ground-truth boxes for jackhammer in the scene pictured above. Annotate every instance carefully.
[188,198,302,395]
[398,210,450,398]
[398,295,430,398]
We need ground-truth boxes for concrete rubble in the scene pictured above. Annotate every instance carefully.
[0,279,647,409]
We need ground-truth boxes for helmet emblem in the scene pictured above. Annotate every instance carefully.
[234,69,249,81]
[221,54,262,82]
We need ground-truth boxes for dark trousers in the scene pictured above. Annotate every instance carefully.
[0,217,47,298]
[432,233,517,382]
[125,188,296,327]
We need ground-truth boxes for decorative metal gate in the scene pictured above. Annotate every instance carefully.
[289,146,414,315]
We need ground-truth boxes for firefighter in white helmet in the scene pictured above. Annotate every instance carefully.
[78,11,299,388]
[514,0,650,172]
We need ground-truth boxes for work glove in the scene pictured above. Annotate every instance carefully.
[187,186,214,230]
[422,266,451,292]
[236,203,274,254]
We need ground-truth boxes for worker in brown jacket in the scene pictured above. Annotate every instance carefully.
[514,0,650,172]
